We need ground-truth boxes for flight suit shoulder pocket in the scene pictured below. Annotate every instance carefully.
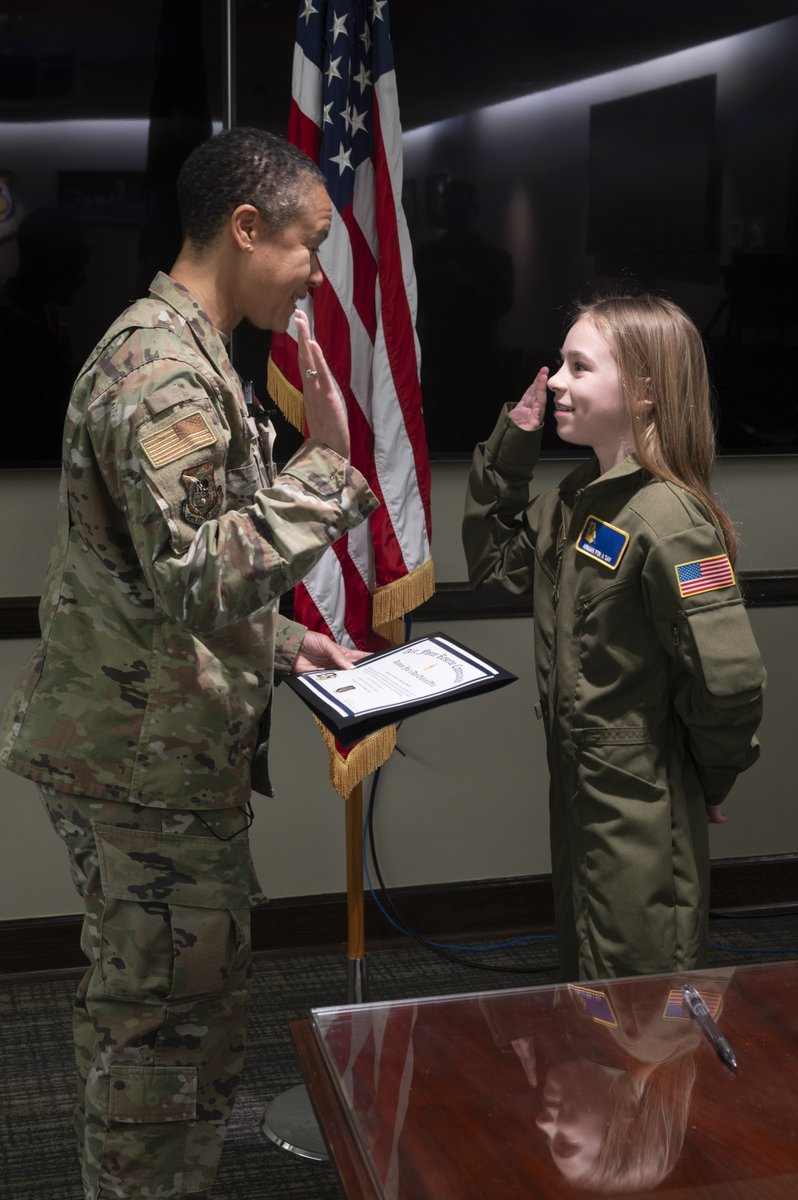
[680,600,765,701]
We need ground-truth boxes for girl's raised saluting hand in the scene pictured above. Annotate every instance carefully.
[508,366,550,432]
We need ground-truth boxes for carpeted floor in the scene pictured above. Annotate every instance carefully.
[2,911,798,1199]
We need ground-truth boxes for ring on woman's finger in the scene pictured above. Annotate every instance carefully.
[305,369,318,379]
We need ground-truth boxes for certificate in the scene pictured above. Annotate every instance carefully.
[286,632,517,746]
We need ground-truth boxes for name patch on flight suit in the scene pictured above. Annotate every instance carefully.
[575,515,629,570]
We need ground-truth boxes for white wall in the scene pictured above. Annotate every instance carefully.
[1,456,795,921]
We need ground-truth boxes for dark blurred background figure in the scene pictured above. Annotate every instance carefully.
[0,208,90,466]
[415,179,514,454]
[136,0,213,293]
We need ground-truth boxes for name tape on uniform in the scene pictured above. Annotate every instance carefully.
[575,515,630,570]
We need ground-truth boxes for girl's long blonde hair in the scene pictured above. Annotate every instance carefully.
[573,292,738,563]
[579,1054,697,1194]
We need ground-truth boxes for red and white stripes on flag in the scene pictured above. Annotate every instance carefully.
[268,0,434,795]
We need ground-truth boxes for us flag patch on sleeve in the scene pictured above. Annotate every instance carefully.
[675,554,735,598]
[139,410,217,469]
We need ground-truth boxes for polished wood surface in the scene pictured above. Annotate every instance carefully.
[293,961,798,1198]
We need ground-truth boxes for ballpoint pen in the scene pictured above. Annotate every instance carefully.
[682,983,737,1073]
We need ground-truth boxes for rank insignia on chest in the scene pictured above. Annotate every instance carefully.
[180,461,223,526]
[575,515,630,570]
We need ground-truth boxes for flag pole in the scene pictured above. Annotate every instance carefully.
[262,778,370,1160]
[345,781,369,1002]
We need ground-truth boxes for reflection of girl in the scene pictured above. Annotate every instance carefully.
[527,972,730,1193]
[464,293,765,980]
[536,1052,695,1193]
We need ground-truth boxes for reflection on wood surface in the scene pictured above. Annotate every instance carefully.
[302,961,798,1198]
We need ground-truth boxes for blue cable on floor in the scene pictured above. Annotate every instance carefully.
[363,774,556,957]
[709,942,798,956]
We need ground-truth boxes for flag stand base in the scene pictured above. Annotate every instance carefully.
[261,1083,329,1162]
[347,952,369,1003]
[261,956,369,1161]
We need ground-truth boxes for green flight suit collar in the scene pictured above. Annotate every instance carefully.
[557,453,647,503]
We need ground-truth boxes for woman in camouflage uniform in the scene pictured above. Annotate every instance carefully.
[464,293,764,983]
[0,128,378,1198]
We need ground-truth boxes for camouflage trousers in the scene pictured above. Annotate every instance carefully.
[40,786,266,1200]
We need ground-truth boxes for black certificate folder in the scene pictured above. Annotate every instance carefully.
[286,632,518,747]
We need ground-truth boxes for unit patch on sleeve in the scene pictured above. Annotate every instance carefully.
[139,410,217,470]
[675,554,734,598]
[575,515,630,570]
[180,462,223,526]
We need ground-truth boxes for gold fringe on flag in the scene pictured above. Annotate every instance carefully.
[267,355,305,433]
[315,717,397,799]
[372,558,436,635]
[372,617,406,646]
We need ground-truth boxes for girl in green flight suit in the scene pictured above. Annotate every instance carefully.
[464,292,765,981]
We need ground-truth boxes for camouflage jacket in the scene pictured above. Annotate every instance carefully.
[0,273,378,808]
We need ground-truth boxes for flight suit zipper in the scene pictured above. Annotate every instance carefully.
[549,494,579,735]
[552,497,571,607]
[580,580,631,616]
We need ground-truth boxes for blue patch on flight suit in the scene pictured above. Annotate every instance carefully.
[567,984,618,1026]
[575,515,629,570]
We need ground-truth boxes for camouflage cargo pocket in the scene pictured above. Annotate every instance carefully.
[94,824,257,1002]
[86,1065,200,1195]
[108,1063,198,1123]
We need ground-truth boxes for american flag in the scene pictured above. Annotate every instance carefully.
[268,0,434,796]
[675,554,735,599]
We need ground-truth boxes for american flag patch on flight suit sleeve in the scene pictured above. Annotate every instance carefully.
[675,554,734,598]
